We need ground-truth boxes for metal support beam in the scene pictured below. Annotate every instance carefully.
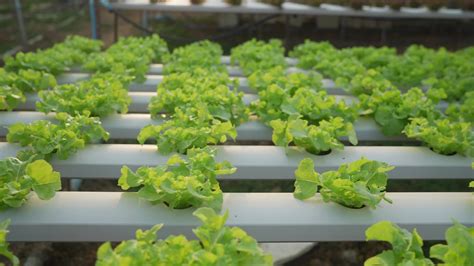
[13,0,27,46]
[114,12,118,42]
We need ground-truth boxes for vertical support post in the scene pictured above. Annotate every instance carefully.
[63,179,70,191]
[455,20,463,50]
[244,14,252,40]
[89,0,101,39]
[141,10,149,31]
[378,19,389,45]
[114,12,119,42]
[69,179,83,191]
[284,15,290,51]
[255,15,262,39]
[313,16,319,37]
[95,0,102,39]
[381,25,387,45]
[89,0,97,39]
[339,17,346,41]
[13,0,27,47]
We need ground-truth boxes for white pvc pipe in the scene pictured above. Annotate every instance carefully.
[1,192,471,242]
[0,111,408,142]
[0,143,471,180]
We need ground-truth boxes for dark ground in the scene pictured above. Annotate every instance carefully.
[1,1,473,265]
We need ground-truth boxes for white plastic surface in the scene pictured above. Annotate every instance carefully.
[16,92,260,112]
[0,143,471,179]
[1,192,472,242]
[0,111,410,142]
[17,90,448,113]
[56,73,343,94]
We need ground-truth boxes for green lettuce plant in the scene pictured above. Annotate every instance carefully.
[293,157,393,209]
[346,69,395,96]
[446,91,474,123]
[231,39,286,76]
[84,35,168,82]
[163,41,224,74]
[359,88,441,136]
[0,68,57,111]
[96,208,272,265]
[118,147,235,210]
[291,41,474,101]
[252,84,358,125]
[403,118,474,157]
[0,220,19,265]
[5,35,102,75]
[138,107,237,155]
[365,221,434,266]
[0,158,61,210]
[37,73,131,117]
[270,116,357,155]
[380,45,443,88]
[340,46,397,70]
[0,68,56,93]
[0,85,24,111]
[285,87,359,124]
[247,66,323,93]
[289,40,366,83]
[430,221,474,266]
[379,45,474,101]
[7,112,110,160]
[365,220,474,266]
[289,40,337,70]
[251,83,289,123]
[84,52,150,83]
[148,70,247,125]
[60,35,103,54]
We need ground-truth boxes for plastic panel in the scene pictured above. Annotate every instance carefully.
[0,143,471,179]
[0,111,408,142]
[0,192,471,242]
[58,73,343,94]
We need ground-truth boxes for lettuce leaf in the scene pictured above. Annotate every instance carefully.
[118,147,235,210]
[293,157,393,209]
